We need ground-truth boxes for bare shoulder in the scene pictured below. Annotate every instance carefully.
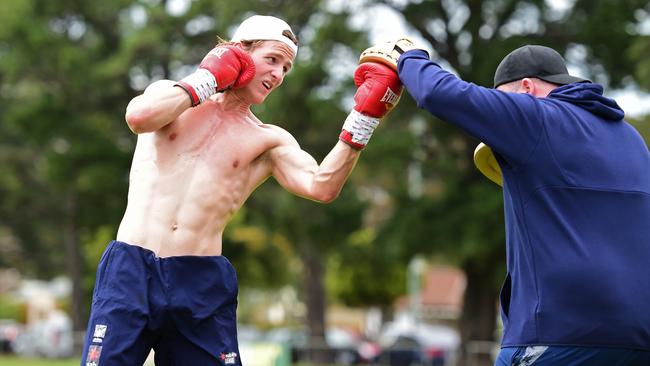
[258,122,300,149]
[248,122,302,180]
[251,122,305,171]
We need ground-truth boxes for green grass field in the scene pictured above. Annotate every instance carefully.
[0,356,334,366]
[0,356,79,366]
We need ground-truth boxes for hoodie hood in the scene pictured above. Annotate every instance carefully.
[548,83,624,121]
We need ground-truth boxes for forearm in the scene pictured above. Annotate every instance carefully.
[398,50,481,126]
[309,141,361,202]
[125,82,192,134]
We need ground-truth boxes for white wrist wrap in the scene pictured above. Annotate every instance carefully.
[341,110,380,148]
[180,69,217,104]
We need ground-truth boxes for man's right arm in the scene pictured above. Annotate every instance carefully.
[125,80,192,134]
[124,45,255,134]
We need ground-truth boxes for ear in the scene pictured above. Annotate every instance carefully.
[521,78,535,95]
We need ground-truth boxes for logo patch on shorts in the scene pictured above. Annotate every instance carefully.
[517,346,548,366]
[85,345,102,366]
[92,324,107,343]
[219,351,238,365]
[93,324,107,338]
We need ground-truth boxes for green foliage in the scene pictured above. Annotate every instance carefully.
[568,0,649,87]
[0,296,25,322]
[0,357,78,366]
[629,114,650,143]
[628,36,650,91]
[327,227,407,306]
[0,0,133,278]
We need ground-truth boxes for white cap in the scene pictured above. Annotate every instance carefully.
[231,15,298,55]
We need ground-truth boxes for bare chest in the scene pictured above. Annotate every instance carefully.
[138,112,275,177]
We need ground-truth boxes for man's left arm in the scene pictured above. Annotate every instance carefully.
[397,49,543,166]
[269,139,360,203]
[269,60,402,203]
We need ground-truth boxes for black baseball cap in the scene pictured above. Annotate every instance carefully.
[493,45,590,88]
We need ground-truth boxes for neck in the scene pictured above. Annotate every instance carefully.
[532,79,561,98]
[210,92,251,114]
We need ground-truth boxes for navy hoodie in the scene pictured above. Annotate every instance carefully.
[398,50,650,350]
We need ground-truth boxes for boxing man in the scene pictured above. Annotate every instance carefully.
[80,15,402,366]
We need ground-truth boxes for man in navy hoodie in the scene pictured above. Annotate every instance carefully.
[388,43,650,365]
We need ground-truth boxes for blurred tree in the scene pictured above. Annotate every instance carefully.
[628,34,650,91]
[0,0,134,330]
[630,115,650,142]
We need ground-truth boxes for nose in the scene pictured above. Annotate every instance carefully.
[269,65,283,81]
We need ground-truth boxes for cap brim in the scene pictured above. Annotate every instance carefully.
[494,74,590,88]
[538,74,590,85]
[473,143,503,186]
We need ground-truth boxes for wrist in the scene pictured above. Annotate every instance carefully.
[339,109,380,150]
[174,69,217,107]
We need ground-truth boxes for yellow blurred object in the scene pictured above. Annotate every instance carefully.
[473,142,503,186]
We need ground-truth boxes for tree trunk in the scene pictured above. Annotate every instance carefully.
[301,244,328,363]
[458,259,499,366]
[64,191,85,331]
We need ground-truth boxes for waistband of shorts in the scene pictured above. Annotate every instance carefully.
[109,240,232,264]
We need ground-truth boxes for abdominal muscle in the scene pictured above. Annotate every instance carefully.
[116,104,273,257]
[116,159,240,257]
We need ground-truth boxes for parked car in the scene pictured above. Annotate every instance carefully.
[325,326,364,365]
[377,321,459,366]
[12,310,73,358]
[265,326,307,361]
[265,326,368,364]
[0,320,21,353]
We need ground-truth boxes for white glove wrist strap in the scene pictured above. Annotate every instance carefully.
[180,69,217,104]
[342,110,380,147]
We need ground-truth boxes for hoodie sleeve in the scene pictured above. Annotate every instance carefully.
[398,50,546,168]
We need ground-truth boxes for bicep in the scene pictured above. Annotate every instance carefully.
[269,143,320,198]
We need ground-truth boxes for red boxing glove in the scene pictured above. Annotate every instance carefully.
[339,62,402,149]
[352,62,402,117]
[175,45,256,106]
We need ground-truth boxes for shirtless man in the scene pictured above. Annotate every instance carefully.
[80,15,402,366]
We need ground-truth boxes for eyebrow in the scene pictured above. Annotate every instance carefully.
[268,50,293,70]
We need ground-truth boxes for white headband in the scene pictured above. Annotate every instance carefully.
[231,15,298,55]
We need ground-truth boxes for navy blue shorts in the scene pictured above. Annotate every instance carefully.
[495,346,650,366]
[81,240,241,366]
